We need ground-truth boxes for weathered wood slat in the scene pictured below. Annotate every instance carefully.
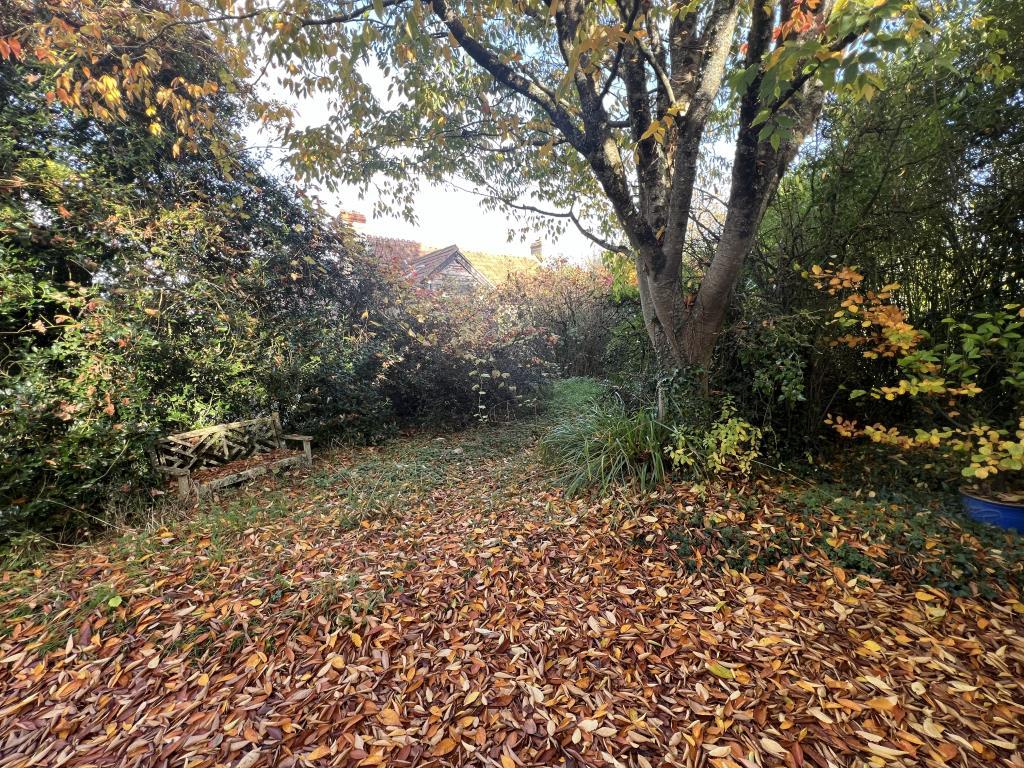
[195,455,305,498]
[161,417,276,440]
[151,413,312,498]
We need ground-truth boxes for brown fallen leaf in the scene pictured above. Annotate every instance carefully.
[378,708,402,726]
[432,737,458,756]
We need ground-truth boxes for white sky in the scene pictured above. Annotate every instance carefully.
[332,179,595,260]
[247,62,599,262]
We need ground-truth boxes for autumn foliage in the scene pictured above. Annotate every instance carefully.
[810,266,1024,492]
[0,7,551,540]
[1,425,1022,767]
[0,3,1023,766]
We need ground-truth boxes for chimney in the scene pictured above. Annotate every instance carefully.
[530,239,543,261]
[339,210,367,231]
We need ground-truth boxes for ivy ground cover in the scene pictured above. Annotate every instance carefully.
[1,422,1023,768]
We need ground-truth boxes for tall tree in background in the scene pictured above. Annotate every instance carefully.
[256,0,930,367]
[5,0,930,367]
[760,0,1022,326]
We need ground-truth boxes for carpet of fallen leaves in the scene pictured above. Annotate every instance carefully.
[2,422,1024,768]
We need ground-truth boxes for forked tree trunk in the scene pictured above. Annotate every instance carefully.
[431,0,837,371]
[636,71,826,371]
[633,182,770,370]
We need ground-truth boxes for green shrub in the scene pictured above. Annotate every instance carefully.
[0,45,549,542]
[540,398,669,496]
[541,376,766,496]
[666,399,763,480]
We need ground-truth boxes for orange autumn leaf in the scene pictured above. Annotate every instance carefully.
[306,744,331,760]
[377,708,402,726]
[432,738,458,756]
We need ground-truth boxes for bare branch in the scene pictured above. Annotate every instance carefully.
[142,0,409,44]
[450,181,628,254]
[634,38,677,108]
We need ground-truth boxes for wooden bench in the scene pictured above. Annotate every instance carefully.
[150,414,312,499]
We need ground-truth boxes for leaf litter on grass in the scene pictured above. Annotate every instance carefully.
[1,421,1023,768]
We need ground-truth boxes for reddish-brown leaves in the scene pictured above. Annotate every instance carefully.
[0,429,1022,767]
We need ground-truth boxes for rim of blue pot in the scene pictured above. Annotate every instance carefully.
[960,488,1024,509]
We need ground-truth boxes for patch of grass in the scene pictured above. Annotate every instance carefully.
[545,377,608,418]
[541,399,669,495]
[0,417,541,661]
[312,420,539,522]
[0,531,49,571]
[337,509,363,531]
[354,588,387,616]
[84,583,121,611]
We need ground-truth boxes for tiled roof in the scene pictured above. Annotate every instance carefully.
[408,244,458,280]
[460,250,540,285]
[365,236,421,271]
[411,245,492,287]
[366,234,539,287]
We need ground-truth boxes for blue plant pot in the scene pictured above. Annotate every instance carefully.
[960,490,1024,532]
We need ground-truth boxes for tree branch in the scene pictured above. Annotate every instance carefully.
[764,29,863,119]
[635,38,677,109]
[143,0,409,44]
[429,0,587,152]
[597,0,643,101]
[451,181,628,254]
[661,0,741,267]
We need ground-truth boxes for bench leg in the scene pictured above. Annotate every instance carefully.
[302,440,312,466]
[177,475,191,500]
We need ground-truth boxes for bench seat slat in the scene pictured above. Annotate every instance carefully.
[196,455,305,497]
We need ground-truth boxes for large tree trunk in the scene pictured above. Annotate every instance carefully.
[635,10,829,371]
[636,137,816,370]
[635,147,772,370]
[430,0,841,371]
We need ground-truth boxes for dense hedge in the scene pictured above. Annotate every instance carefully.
[0,42,549,540]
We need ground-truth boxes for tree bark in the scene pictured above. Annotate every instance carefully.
[426,0,844,371]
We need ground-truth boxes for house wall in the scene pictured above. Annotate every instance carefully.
[425,261,486,293]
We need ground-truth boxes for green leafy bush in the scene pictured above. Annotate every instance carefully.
[666,399,763,480]
[809,264,1024,495]
[697,0,1024,455]
[540,376,766,495]
[0,43,549,542]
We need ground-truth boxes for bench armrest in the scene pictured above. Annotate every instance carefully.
[282,434,313,465]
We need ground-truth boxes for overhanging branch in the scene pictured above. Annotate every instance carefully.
[450,181,628,254]
[429,0,587,152]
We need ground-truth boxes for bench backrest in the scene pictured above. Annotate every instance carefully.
[152,414,286,473]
